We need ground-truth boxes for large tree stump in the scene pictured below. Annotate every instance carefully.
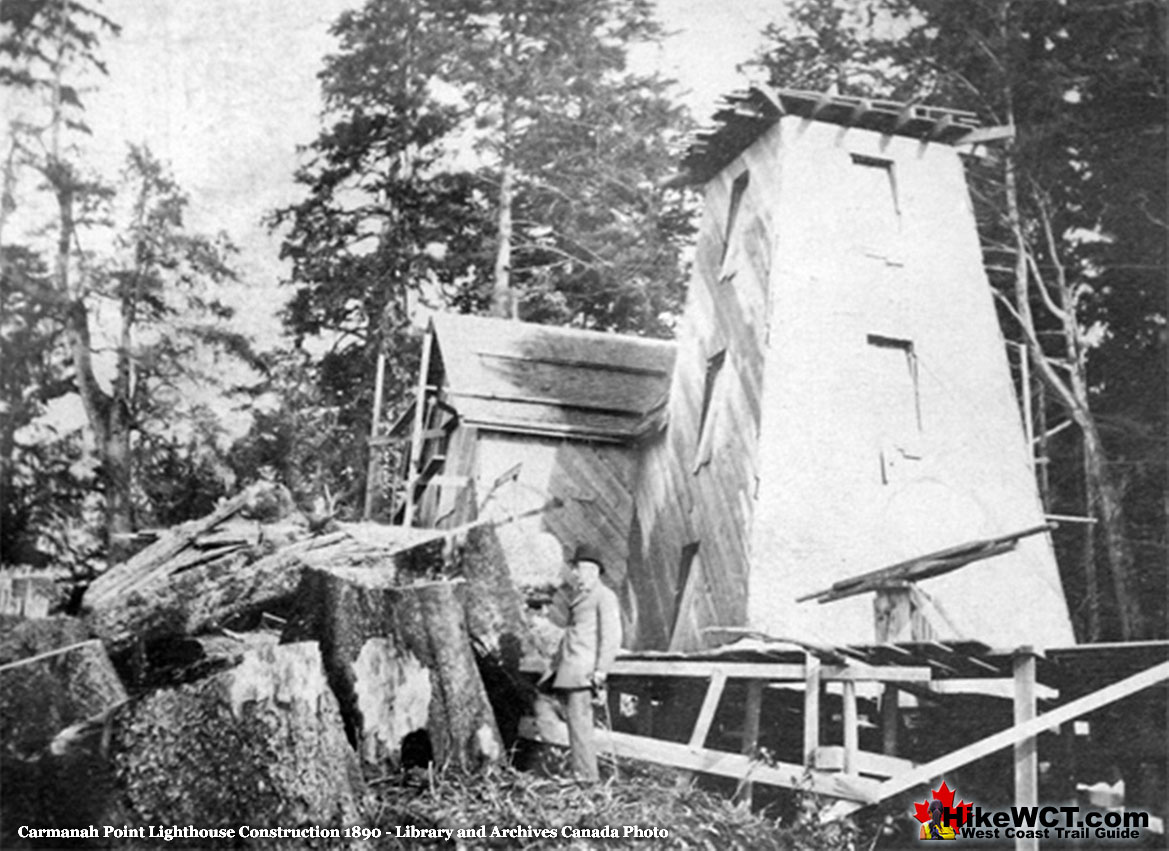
[2,642,361,847]
[0,615,91,664]
[448,524,533,661]
[0,636,126,760]
[446,525,538,747]
[113,641,362,837]
[285,567,503,772]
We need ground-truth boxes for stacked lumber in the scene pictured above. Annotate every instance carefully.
[2,484,539,843]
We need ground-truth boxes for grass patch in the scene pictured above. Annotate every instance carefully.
[365,758,857,850]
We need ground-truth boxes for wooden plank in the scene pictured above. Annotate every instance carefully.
[518,716,880,804]
[1014,650,1039,851]
[814,746,916,780]
[822,658,1169,821]
[842,679,859,775]
[609,658,931,682]
[955,124,1015,145]
[798,525,1053,604]
[689,671,728,749]
[804,654,821,766]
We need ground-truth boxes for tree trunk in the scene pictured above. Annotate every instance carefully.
[1081,437,1101,641]
[492,151,516,318]
[285,567,503,772]
[103,422,135,564]
[1000,96,1142,641]
[1080,420,1141,639]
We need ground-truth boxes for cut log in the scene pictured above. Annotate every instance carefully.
[0,637,126,759]
[285,566,503,772]
[1,642,362,846]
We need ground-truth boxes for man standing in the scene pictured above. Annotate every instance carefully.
[547,543,622,782]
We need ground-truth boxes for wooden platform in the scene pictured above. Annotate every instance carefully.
[520,637,1169,850]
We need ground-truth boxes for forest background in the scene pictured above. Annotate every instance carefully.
[1,0,1165,643]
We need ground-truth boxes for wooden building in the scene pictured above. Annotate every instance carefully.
[391,312,674,593]
[396,87,1074,655]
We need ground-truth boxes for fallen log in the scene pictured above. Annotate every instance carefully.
[83,485,261,610]
[285,567,503,772]
[86,532,388,654]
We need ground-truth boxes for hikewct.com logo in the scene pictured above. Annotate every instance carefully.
[914,780,1149,842]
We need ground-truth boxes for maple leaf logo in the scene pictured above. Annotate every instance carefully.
[913,779,971,826]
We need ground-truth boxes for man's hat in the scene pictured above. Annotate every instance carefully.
[571,543,606,574]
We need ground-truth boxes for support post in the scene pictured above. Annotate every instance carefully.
[804,654,821,767]
[874,584,912,642]
[738,679,764,803]
[842,679,858,776]
[689,671,727,750]
[1013,648,1039,851]
[882,685,900,757]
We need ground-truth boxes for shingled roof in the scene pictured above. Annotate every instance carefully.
[429,313,676,443]
[676,86,984,185]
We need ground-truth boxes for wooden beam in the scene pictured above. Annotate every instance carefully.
[519,716,879,804]
[842,679,859,775]
[752,86,787,118]
[1014,650,1039,851]
[955,124,1016,145]
[882,685,900,757]
[928,112,954,140]
[814,746,916,780]
[737,679,764,803]
[822,658,1169,821]
[689,671,727,750]
[804,654,821,766]
[848,99,872,126]
[608,658,931,683]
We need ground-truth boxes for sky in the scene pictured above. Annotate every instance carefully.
[80,0,784,313]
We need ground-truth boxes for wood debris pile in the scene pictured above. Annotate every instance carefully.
[0,482,539,843]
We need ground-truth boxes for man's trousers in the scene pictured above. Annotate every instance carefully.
[562,688,598,782]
